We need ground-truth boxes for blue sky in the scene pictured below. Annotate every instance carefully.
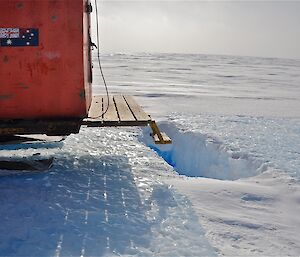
[92,1,300,59]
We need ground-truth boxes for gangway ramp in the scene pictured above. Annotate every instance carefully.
[83,95,171,144]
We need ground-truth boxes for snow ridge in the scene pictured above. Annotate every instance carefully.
[142,123,265,180]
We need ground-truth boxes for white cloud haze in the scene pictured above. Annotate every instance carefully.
[91,1,300,59]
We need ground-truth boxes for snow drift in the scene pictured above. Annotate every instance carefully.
[142,123,266,180]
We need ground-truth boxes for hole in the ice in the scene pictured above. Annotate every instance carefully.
[141,123,264,181]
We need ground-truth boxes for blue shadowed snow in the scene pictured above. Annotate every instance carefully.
[0,141,63,151]
[142,123,263,180]
[0,155,151,256]
[241,193,272,202]
[0,128,217,257]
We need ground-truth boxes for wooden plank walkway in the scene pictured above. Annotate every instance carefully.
[83,95,151,127]
[83,95,171,144]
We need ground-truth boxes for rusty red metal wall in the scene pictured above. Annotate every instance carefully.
[0,0,92,120]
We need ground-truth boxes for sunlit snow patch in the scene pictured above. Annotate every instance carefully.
[142,123,265,180]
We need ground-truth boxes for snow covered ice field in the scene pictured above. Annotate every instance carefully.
[1,53,300,256]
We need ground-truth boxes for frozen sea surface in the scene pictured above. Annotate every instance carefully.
[1,53,300,256]
[0,128,216,256]
[142,115,300,180]
[94,53,300,118]
[95,53,300,178]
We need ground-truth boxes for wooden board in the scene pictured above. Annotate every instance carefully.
[153,132,172,144]
[88,96,102,119]
[123,95,150,121]
[103,96,119,122]
[82,95,172,144]
[84,95,151,126]
[114,95,136,122]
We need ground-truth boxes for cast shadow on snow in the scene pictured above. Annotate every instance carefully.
[141,123,265,181]
[0,141,64,151]
[0,154,151,256]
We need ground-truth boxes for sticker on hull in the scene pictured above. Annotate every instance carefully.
[0,28,39,47]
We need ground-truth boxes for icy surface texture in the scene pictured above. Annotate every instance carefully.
[97,52,300,179]
[170,114,300,178]
[0,128,216,257]
[94,53,300,118]
[142,123,262,180]
[1,52,300,256]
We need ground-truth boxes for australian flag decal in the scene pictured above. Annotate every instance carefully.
[0,28,39,47]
